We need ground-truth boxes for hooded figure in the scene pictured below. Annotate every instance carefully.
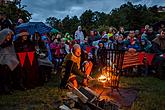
[75,26,84,44]
[0,28,19,94]
[64,32,73,42]
[0,28,19,71]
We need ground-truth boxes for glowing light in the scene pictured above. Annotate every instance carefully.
[98,75,107,83]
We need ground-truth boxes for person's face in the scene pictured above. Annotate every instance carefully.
[160,31,165,39]
[99,43,103,47]
[90,31,94,36]
[142,41,145,45]
[61,39,65,44]
[148,28,153,34]
[56,34,61,38]
[0,15,5,20]
[135,31,139,35]
[109,28,113,32]
[6,33,12,41]
[129,31,135,38]
[53,39,58,43]
[79,26,82,30]
[102,31,106,36]
[22,35,28,41]
[120,27,124,33]
[115,36,119,40]
[74,48,81,57]
[145,25,149,30]
[66,34,70,38]
[118,36,123,41]
[94,31,97,35]
[36,36,41,41]
[161,24,164,28]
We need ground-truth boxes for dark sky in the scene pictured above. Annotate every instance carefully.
[21,0,165,22]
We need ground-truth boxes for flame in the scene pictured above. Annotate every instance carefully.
[98,75,107,83]
[98,71,112,83]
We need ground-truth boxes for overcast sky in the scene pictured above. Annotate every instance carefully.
[21,0,165,22]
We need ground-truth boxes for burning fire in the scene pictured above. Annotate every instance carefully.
[98,75,107,83]
[98,71,111,83]
[98,71,119,84]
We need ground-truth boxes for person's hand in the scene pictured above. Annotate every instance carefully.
[160,54,163,57]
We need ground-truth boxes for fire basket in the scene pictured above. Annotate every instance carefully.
[98,49,125,95]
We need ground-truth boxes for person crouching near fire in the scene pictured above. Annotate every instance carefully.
[60,44,93,89]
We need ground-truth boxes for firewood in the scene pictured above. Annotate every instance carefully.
[59,104,71,110]
[66,92,78,102]
[87,102,104,110]
[72,87,88,103]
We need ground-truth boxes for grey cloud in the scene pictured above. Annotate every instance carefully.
[23,0,85,12]
[126,0,165,6]
[21,0,165,22]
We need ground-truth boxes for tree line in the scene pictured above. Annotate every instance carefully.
[46,2,165,35]
[1,2,165,35]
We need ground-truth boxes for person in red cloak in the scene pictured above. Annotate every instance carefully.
[14,30,39,89]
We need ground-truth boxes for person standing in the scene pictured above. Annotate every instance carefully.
[75,26,84,45]
[0,28,19,94]
[14,30,39,89]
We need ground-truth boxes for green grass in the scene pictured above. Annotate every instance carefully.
[0,75,67,110]
[0,75,165,110]
[120,77,165,110]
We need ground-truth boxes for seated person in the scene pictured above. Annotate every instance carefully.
[152,29,165,54]
[60,44,92,89]
[151,29,165,79]
[124,30,140,52]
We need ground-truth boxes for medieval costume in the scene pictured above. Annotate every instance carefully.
[33,32,52,85]
[14,30,39,89]
[60,44,92,89]
[0,28,19,94]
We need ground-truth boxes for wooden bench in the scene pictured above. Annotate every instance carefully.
[122,51,144,69]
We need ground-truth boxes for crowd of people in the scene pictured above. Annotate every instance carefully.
[1,12,165,94]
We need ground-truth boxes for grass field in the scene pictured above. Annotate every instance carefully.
[0,74,165,110]
[120,76,165,110]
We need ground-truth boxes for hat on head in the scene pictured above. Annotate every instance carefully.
[17,29,29,37]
